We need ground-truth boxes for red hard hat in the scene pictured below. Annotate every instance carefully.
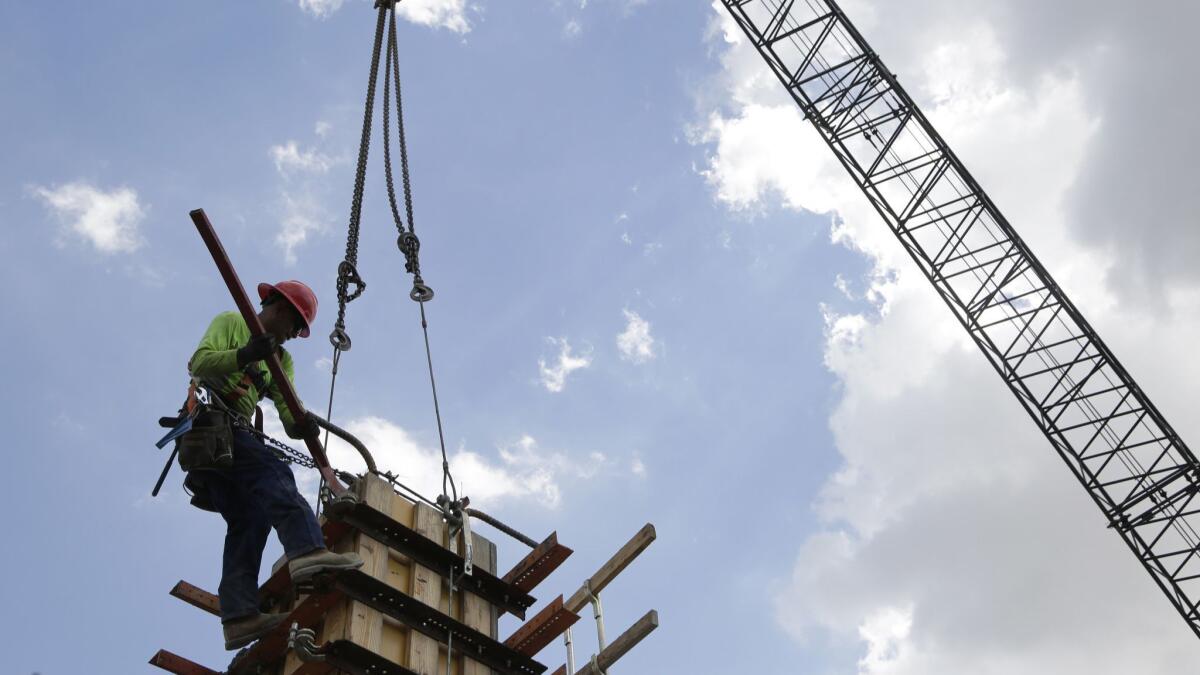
[258,280,318,338]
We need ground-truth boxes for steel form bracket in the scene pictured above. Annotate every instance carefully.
[331,567,547,675]
[149,650,220,675]
[300,639,423,675]
[503,531,574,593]
[505,594,581,657]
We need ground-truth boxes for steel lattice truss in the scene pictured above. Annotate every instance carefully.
[722,0,1200,637]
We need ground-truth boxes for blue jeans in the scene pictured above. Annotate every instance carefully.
[196,428,326,622]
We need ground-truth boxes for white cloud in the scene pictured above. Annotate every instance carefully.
[858,606,916,674]
[270,141,335,176]
[396,0,472,33]
[332,419,610,509]
[563,19,582,38]
[335,420,571,507]
[538,337,593,393]
[297,0,346,19]
[262,413,592,510]
[631,455,646,478]
[616,309,655,364]
[275,190,329,264]
[700,2,1200,672]
[295,0,470,32]
[269,132,342,262]
[32,181,146,254]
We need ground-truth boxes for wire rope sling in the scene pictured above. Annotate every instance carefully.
[322,0,459,513]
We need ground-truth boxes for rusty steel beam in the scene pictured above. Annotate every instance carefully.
[503,531,573,594]
[170,580,220,617]
[149,649,220,675]
[505,595,580,657]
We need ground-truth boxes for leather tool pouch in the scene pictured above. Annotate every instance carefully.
[177,406,235,471]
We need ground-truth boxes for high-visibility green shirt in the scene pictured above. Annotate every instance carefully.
[188,311,300,428]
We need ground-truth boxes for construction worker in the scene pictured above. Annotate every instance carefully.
[186,280,363,650]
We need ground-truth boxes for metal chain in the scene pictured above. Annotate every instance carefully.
[236,420,356,487]
[329,4,388,355]
[318,4,389,512]
[383,8,433,303]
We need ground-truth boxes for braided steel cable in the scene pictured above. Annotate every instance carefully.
[380,8,458,504]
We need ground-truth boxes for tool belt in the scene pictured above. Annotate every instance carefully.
[177,406,235,471]
[176,381,236,472]
[152,370,266,509]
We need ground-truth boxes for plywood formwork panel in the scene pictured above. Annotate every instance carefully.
[461,530,498,675]
[407,502,447,675]
[276,475,502,675]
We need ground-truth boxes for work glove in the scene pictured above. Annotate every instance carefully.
[286,411,322,441]
[236,333,277,368]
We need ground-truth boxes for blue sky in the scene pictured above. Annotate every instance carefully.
[5,1,1200,674]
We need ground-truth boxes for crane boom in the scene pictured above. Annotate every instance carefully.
[722,0,1200,637]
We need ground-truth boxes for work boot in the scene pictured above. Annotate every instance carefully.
[223,612,288,651]
[288,548,364,585]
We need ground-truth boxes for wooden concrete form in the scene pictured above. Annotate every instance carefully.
[153,473,646,675]
[276,474,503,675]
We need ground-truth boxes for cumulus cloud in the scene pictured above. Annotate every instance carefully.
[275,190,330,265]
[699,1,1200,672]
[269,132,342,262]
[296,0,345,19]
[631,455,646,478]
[754,0,1200,304]
[557,0,651,38]
[332,420,586,507]
[857,606,915,674]
[270,141,335,176]
[31,181,146,254]
[266,413,606,510]
[616,309,656,363]
[295,0,470,32]
[396,0,472,33]
[538,337,593,393]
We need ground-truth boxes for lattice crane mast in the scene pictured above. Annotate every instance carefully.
[722,0,1200,638]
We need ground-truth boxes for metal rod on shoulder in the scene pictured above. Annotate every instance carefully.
[189,208,347,496]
